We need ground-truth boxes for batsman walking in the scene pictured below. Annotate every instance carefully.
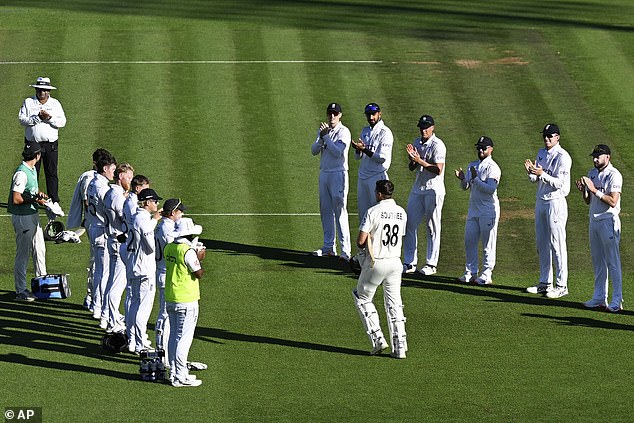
[352,180,408,359]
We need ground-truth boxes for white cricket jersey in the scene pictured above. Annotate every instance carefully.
[311,122,350,172]
[355,120,394,179]
[588,163,622,220]
[360,198,407,260]
[529,143,572,200]
[129,208,158,277]
[123,192,140,236]
[410,134,446,195]
[462,155,501,218]
[18,96,66,142]
[155,217,178,274]
[66,170,96,229]
[85,173,111,230]
[104,184,127,237]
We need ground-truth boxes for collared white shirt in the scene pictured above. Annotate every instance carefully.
[129,208,158,277]
[355,120,394,179]
[461,155,501,218]
[588,163,622,220]
[155,217,178,274]
[410,134,446,195]
[529,143,572,200]
[104,184,127,237]
[311,122,350,172]
[18,96,66,142]
[85,173,111,230]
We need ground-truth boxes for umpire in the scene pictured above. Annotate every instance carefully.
[18,76,67,204]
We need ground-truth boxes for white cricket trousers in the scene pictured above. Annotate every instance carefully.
[464,215,499,280]
[103,237,127,329]
[88,226,110,317]
[12,214,46,294]
[167,301,199,383]
[357,171,388,221]
[356,257,404,312]
[127,275,156,352]
[589,216,622,306]
[318,170,351,257]
[403,192,444,267]
[535,198,568,288]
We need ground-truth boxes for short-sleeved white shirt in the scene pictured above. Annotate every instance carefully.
[588,163,622,220]
[410,134,446,195]
[360,198,407,259]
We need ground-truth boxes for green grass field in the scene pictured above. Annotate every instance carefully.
[1,1,634,421]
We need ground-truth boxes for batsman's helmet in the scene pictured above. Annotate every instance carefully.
[44,220,65,241]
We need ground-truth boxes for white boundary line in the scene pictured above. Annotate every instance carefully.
[0,60,383,65]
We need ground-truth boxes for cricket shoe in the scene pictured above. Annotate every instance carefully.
[419,265,437,276]
[172,376,202,388]
[339,253,351,262]
[403,264,417,274]
[187,361,208,371]
[546,286,568,299]
[583,299,608,309]
[16,291,36,302]
[457,273,475,284]
[371,338,389,355]
[526,284,550,295]
[606,301,624,313]
[476,276,493,286]
[390,349,406,359]
[311,249,336,257]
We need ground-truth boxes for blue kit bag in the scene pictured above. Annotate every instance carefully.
[31,274,71,299]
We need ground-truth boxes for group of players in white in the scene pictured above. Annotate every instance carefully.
[311,103,623,359]
[64,148,207,387]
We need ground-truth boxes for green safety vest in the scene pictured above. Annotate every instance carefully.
[164,242,200,303]
[7,162,39,215]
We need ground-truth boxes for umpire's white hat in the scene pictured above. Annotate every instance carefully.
[30,76,57,90]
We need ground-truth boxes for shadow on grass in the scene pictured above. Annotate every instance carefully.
[401,273,634,318]
[522,313,634,331]
[0,291,139,380]
[202,238,358,279]
[2,0,632,35]
[194,326,369,357]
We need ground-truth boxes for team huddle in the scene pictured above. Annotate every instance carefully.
[311,102,623,358]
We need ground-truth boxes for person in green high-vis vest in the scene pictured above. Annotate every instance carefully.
[165,218,206,388]
[8,142,49,301]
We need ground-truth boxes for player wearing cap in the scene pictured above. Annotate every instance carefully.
[126,188,162,353]
[8,142,48,301]
[524,123,572,298]
[67,149,112,311]
[102,163,134,333]
[310,102,352,260]
[454,136,501,285]
[576,144,623,312]
[85,151,117,321]
[165,218,206,387]
[351,103,394,221]
[18,77,66,204]
[352,180,408,359]
[402,115,446,276]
